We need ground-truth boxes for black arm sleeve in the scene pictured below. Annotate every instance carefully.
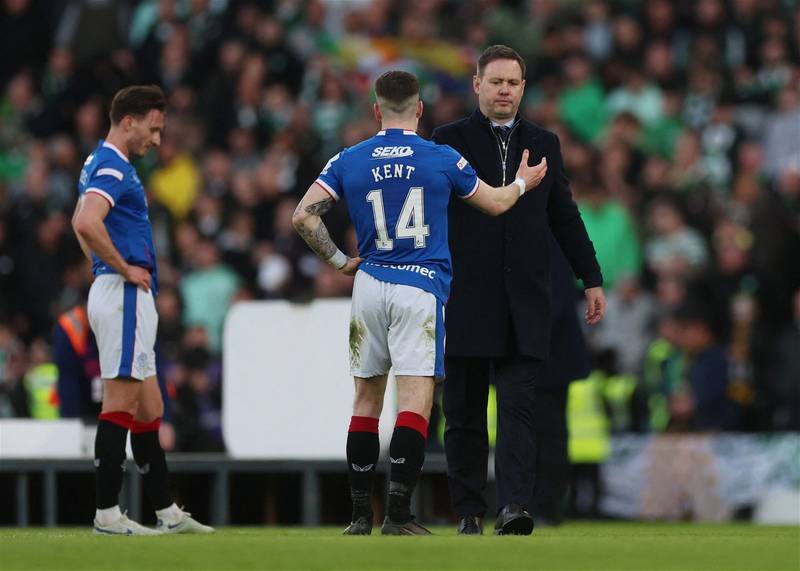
[545,133,603,288]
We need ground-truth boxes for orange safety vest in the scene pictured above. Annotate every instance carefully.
[57,306,90,357]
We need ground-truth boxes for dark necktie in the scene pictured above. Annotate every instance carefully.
[494,125,511,143]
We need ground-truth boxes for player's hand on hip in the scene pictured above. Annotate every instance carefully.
[340,256,363,277]
[516,149,547,191]
[123,264,151,292]
[584,286,606,325]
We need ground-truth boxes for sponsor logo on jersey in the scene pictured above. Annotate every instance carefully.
[390,457,406,464]
[364,262,436,279]
[372,146,414,159]
[457,156,468,170]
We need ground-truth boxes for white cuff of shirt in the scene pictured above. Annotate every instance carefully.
[514,177,526,197]
[327,249,347,270]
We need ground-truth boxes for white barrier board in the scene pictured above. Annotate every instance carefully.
[0,419,83,458]
[223,300,397,459]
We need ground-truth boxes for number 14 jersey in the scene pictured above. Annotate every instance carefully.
[315,129,478,302]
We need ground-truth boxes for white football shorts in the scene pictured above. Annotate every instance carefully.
[349,270,445,378]
[87,274,157,381]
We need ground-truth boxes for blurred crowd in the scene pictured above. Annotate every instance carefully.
[0,0,798,450]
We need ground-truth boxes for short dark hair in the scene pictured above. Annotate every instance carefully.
[477,45,526,78]
[374,71,419,114]
[109,85,167,124]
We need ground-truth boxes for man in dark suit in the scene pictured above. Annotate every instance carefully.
[432,45,604,535]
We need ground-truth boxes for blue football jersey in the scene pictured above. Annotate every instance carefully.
[315,129,478,301]
[78,140,158,292]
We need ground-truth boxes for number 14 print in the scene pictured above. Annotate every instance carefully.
[366,187,430,250]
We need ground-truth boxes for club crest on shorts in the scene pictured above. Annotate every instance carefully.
[135,352,149,375]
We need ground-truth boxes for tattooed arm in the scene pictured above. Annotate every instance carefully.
[292,182,362,276]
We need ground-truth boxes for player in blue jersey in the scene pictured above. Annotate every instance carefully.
[292,71,547,535]
[72,85,212,535]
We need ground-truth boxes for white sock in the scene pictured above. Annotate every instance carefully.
[95,505,122,526]
[156,503,182,523]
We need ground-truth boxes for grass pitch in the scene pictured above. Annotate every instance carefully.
[1,523,798,571]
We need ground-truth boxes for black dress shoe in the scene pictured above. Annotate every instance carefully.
[494,504,534,535]
[457,516,483,535]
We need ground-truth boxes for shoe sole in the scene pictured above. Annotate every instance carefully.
[343,527,372,535]
[93,527,160,536]
[159,527,214,534]
[381,524,431,536]
[381,526,413,535]
[93,527,132,536]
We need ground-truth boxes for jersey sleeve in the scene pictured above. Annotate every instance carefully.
[439,145,479,199]
[314,150,346,201]
[84,160,127,207]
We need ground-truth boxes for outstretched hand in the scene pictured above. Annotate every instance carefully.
[515,149,547,192]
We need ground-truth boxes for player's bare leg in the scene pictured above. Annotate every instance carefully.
[133,376,213,534]
[344,375,387,535]
[93,378,160,535]
[381,375,434,536]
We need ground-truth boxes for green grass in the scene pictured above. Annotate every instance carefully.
[0,524,798,571]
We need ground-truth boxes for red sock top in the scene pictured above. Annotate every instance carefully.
[349,416,379,433]
[395,411,429,439]
[130,417,161,434]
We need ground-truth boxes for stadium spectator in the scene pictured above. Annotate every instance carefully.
[0,323,29,417]
[644,195,708,278]
[767,289,800,431]
[586,276,659,377]
[577,179,642,290]
[671,301,742,431]
[169,335,224,453]
[179,238,240,354]
[0,0,53,88]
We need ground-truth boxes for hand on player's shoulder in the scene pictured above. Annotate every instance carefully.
[517,149,548,191]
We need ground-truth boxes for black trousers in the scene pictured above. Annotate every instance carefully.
[530,385,569,522]
[443,355,541,517]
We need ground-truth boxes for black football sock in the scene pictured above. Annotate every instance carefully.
[387,411,428,523]
[130,418,172,510]
[95,412,132,510]
[346,416,379,522]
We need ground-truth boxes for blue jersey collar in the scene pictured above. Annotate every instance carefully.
[100,139,130,163]
[377,129,417,136]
